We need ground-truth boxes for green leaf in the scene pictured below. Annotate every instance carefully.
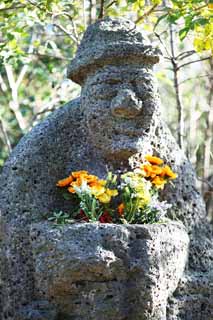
[62,192,73,200]
[179,27,190,41]
[154,13,168,30]
[192,18,209,28]
[7,34,15,41]
[167,15,178,24]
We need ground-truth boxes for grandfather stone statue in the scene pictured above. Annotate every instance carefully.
[0,17,212,320]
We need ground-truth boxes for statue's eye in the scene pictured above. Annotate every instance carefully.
[88,82,121,100]
[130,80,141,97]
[89,84,118,100]
[105,79,121,85]
[131,80,137,87]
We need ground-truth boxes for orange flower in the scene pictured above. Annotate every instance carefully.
[142,164,163,178]
[57,175,73,187]
[145,155,164,165]
[68,186,76,193]
[151,176,167,189]
[89,179,106,188]
[86,175,99,184]
[72,178,84,187]
[118,203,125,216]
[150,165,163,175]
[161,165,177,180]
[72,170,88,179]
[68,177,86,193]
[141,164,152,177]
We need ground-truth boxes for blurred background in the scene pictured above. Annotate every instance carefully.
[0,0,212,218]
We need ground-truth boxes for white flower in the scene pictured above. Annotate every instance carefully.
[74,179,91,195]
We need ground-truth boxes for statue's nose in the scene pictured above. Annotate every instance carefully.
[110,89,143,119]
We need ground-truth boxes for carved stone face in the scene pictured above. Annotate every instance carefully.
[81,65,158,160]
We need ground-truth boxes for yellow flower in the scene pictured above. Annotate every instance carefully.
[97,193,111,204]
[90,179,106,187]
[145,155,164,165]
[161,165,177,180]
[91,183,106,197]
[97,188,118,204]
[137,196,151,208]
[106,189,118,197]
[152,176,167,189]
[135,185,151,207]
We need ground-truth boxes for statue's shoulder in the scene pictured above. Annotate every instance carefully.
[46,97,81,122]
[34,97,81,133]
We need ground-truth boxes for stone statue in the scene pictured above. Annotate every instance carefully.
[0,17,212,320]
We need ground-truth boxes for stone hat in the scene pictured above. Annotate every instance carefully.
[67,17,161,85]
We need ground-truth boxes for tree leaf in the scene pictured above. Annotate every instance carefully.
[154,13,168,30]
[179,27,190,41]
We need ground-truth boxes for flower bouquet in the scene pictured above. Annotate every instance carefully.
[53,155,177,224]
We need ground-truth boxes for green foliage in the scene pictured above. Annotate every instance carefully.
[48,211,73,225]
[155,1,213,53]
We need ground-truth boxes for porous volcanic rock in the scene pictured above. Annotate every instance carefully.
[30,222,188,320]
[0,17,212,320]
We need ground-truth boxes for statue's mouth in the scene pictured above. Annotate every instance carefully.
[113,127,144,137]
[105,148,137,163]
[104,137,141,162]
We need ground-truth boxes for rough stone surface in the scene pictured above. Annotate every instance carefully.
[167,272,213,320]
[0,16,212,319]
[30,222,188,320]
[17,300,58,320]
[67,18,161,84]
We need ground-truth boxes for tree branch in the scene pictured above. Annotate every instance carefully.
[89,0,97,24]
[193,4,208,12]
[177,57,211,70]
[5,64,28,131]
[82,0,87,27]
[169,24,184,149]
[0,118,12,154]
[52,12,79,43]
[176,50,196,61]
[106,0,117,9]
[26,0,46,12]
[53,23,79,44]
[0,74,7,92]
[135,4,158,24]
[16,32,36,88]
[179,74,210,85]
[98,0,105,19]
[198,177,213,190]
[32,107,57,122]
[0,5,25,12]
[27,52,68,61]
[203,59,213,185]
[154,32,172,59]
